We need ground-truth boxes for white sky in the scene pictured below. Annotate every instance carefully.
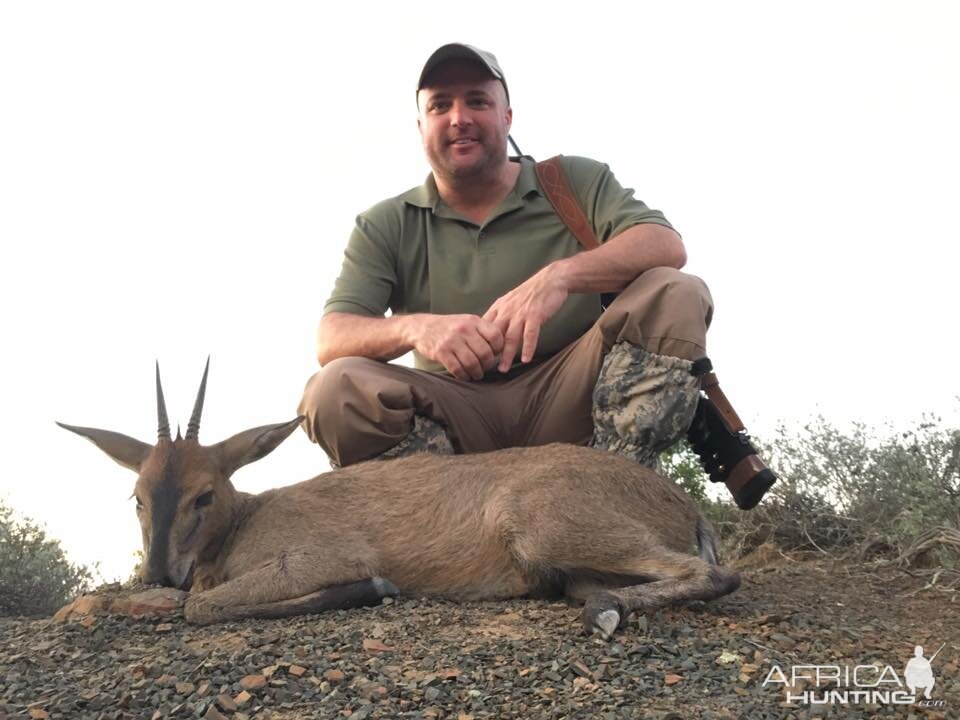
[1,1,958,582]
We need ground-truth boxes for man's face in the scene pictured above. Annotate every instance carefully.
[417,60,512,182]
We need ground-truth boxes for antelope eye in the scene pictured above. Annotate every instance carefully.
[134,497,144,512]
[195,491,214,509]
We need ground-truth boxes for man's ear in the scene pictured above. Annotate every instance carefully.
[416,89,426,122]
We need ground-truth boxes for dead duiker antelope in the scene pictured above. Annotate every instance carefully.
[59,361,740,637]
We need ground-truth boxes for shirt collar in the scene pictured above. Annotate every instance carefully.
[399,157,541,212]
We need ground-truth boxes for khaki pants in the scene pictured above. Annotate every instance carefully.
[298,267,713,467]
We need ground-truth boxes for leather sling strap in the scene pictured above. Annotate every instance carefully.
[691,358,746,432]
[534,155,599,251]
[701,372,746,433]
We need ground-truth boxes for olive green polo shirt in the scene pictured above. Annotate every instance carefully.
[325,155,675,374]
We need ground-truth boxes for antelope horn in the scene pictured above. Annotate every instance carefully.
[185,356,210,440]
[156,361,171,441]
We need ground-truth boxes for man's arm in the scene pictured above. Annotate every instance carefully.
[483,223,685,371]
[317,312,505,382]
[552,222,685,293]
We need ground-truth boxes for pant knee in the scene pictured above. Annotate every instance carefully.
[598,267,713,359]
[298,356,411,442]
[615,267,711,316]
[299,356,361,417]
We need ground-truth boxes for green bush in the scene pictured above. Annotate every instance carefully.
[659,439,708,503]
[660,415,960,567]
[0,498,93,617]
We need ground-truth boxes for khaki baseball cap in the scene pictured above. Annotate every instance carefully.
[417,43,509,104]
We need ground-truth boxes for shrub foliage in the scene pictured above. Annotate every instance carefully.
[662,415,960,567]
[0,499,93,617]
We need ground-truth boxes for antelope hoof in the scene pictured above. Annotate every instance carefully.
[582,593,624,640]
[592,609,621,639]
[372,576,399,598]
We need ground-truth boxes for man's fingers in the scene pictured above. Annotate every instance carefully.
[438,350,469,381]
[498,322,524,373]
[476,319,505,355]
[454,345,486,381]
[441,337,484,381]
[464,333,497,374]
[520,320,542,364]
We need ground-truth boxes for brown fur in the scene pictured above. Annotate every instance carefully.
[60,394,740,636]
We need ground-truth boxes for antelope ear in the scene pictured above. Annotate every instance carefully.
[213,417,303,477]
[57,422,153,472]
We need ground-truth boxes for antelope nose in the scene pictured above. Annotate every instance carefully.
[142,566,174,587]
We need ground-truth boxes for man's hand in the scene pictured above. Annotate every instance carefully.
[407,314,505,381]
[482,264,569,373]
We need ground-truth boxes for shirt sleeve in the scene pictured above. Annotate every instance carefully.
[323,207,398,317]
[561,156,676,243]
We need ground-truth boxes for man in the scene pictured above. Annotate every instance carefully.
[904,645,938,700]
[298,43,775,509]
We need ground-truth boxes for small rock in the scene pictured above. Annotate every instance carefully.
[239,675,267,691]
[288,664,307,677]
[216,694,237,711]
[716,650,740,665]
[204,706,229,720]
[571,661,592,678]
[770,633,797,648]
[362,638,392,653]
[234,690,253,707]
[125,587,188,616]
[664,674,683,686]
[176,682,196,696]
[65,594,111,619]
[324,669,346,684]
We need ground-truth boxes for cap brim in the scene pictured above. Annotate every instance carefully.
[417,43,508,104]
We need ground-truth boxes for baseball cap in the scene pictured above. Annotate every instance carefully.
[417,43,509,104]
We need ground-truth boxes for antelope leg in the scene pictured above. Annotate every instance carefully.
[186,573,397,624]
[581,564,740,639]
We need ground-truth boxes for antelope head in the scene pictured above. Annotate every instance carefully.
[58,359,301,590]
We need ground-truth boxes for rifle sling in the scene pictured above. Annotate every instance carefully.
[534,155,599,251]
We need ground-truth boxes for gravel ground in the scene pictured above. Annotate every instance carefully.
[1,554,957,720]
